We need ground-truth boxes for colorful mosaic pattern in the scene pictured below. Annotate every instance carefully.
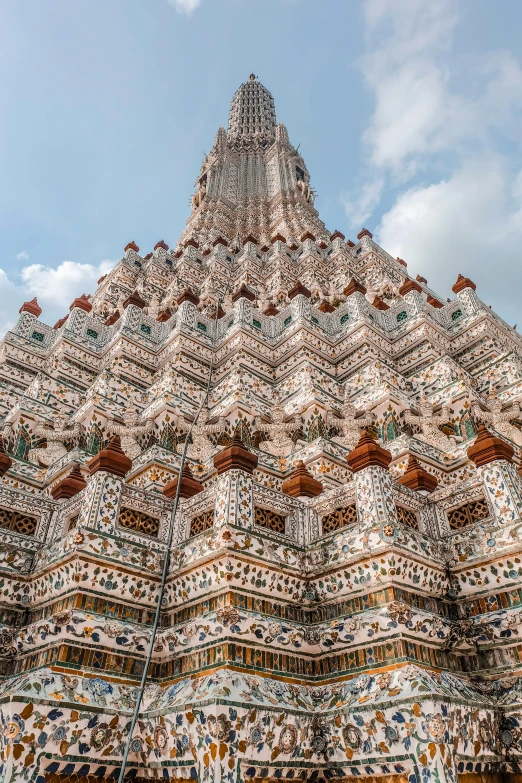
[0,76,521,781]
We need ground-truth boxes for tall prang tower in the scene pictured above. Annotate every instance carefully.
[0,76,521,783]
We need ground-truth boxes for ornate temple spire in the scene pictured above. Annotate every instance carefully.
[227,73,276,143]
[181,74,327,247]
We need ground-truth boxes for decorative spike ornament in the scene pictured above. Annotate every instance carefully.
[213,434,258,475]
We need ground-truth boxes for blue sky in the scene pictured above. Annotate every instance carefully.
[1,0,522,331]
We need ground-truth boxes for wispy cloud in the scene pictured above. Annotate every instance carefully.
[167,0,201,15]
[16,251,29,261]
[20,259,114,313]
[0,258,115,334]
[342,0,522,322]
[341,178,384,229]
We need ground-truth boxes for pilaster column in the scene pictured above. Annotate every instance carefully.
[288,281,312,323]
[346,431,397,540]
[13,297,43,338]
[67,293,93,335]
[452,274,480,316]
[213,435,258,530]
[398,278,425,315]
[77,436,132,533]
[357,227,373,252]
[343,279,368,319]
[176,288,200,330]
[232,285,255,328]
[468,425,522,524]
[330,229,345,251]
[0,436,12,477]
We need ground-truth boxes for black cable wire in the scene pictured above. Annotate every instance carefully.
[117,242,238,782]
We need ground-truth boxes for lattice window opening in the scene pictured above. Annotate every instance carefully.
[189,510,214,538]
[254,506,287,535]
[447,498,490,530]
[66,514,80,532]
[321,505,358,535]
[118,507,160,539]
[0,507,38,537]
[396,505,419,530]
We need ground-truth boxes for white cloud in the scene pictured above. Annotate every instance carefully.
[342,0,522,326]
[16,251,29,261]
[167,0,201,14]
[0,258,115,336]
[20,259,114,313]
[360,0,465,174]
[342,178,384,228]
[376,156,522,323]
[348,0,522,186]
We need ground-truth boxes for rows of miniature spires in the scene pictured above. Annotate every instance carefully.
[125,228,373,258]
[0,423,510,505]
[18,264,476,330]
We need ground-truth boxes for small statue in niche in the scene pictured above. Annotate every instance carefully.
[177,406,226,463]
[255,284,271,313]
[255,389,303,457]
[472,394,522,446]
[327,386,374,451]
[296,178,313,203]
[108,405,154,461]
[192,176,207,210]
[405,393,461,452]
[146,293,161,320]
[28,411,80,467]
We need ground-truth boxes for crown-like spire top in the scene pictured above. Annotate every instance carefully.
[228,75,276,142]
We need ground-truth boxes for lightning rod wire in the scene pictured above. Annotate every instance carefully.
[117,243,238,782]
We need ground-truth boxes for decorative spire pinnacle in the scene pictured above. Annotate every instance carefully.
[346,431,392,473]
[87,435,132,477]
[213,434,259,475]
[69,293,92,313]
[19,297,42,317]
[467,424,514,467]
[228,76,276,141]
[122,291,147,310]
[281,461,323,498]
[51,463,87,500]
[163,462,204,499]
[397,455,438,494]
[452,274,476,294]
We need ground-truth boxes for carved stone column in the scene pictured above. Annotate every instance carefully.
[288,281,312,323]
[452,273,480,316]
[67,293,93,335]
[346,431,397,540]
[343,278,368,319]
[176,288,200,330]
[213,435,258,530]
[12,297,43,339]
[78,436,132,533]
[398,278,425,316]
